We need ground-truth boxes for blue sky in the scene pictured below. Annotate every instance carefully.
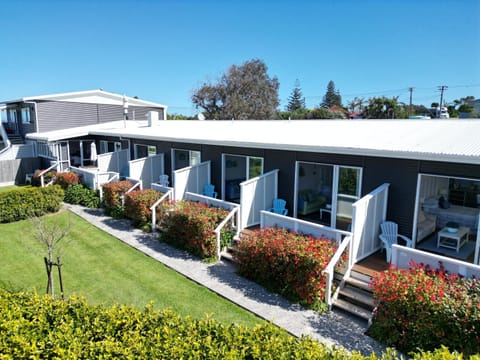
[1,0,478,115]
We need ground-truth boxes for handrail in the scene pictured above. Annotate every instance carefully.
[38,162,58,187]
[98,172,120,200]
[214,207,239,260]
[150,189,174,231]
[323,234,353,308]
[125,181,142,195]
[0,122,11,155]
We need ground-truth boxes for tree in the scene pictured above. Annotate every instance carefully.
[192,59,280,120]
[286,79,305,112]
[31,216,72,299]
[364,96,405,119]
[321,80,342,108]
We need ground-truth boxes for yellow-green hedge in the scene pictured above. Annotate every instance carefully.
[0,185,64,223]
[0,290,473,359]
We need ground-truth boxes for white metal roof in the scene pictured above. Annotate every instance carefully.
[1,89,167,109]
[28,119,480,165]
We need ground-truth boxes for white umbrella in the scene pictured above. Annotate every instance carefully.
[90,142,97,166]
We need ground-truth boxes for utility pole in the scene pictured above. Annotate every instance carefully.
[438,85,448,108]
[408,87,414,116]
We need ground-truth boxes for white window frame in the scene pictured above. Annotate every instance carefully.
[293,160,363,229]
[221,153,264,200]
[171,148,201,173]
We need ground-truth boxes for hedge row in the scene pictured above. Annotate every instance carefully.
[0,290,468,359]
[160,200,233,260]
[234,228,346,311]
[0,185,64,223]
[124,189,162,227]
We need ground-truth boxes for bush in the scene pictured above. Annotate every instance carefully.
[0,290,467,359]
[160,200,232,260]
[0,290,322,358]
[369,261,480,356]
[63,184,100,208]
[102,180,133,214]
[124,189,162,228]
[234,228,345,311]
[54,171,80,189]
[0,185,64,223]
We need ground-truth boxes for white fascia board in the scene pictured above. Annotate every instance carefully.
[5,89,167,108]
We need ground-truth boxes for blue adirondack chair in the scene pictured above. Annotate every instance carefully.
[203,183,218,198]
[268,198,288,215]
[158,174,169,187]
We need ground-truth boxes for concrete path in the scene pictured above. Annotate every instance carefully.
[66,204,387,356]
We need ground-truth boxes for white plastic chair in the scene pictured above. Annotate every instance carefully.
[158,174,169,187]
[379,221,412,262]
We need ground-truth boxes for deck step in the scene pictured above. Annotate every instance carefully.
[338,286,374,308]
[349,269,374,284]
[344,276,372,292]
[332,298,372,321]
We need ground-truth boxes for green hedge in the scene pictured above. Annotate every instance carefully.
[0,290,468,359]
[63,184,100,208]
[0,185,64,223]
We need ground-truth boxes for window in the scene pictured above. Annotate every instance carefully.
[100,140,122,154]
[171,149,201,170]
[134,144,157,159]
[21,107,32,124]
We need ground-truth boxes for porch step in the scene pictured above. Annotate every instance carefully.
[332,272,374,322]
[332,298,372,321]
[7,135,24,145]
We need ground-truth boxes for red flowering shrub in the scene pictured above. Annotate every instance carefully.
[369,261,480,355]
[124,189,162,227]
[102,180,133,210]
[54,171,80,189]
[234,228,344,311]
[160,200,231,260]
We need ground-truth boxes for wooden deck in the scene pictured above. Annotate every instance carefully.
[352,251,389,277]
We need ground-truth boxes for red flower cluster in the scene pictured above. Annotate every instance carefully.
[124,189,162,226]
[54,172,80,189]
[160,200,231,260]
[369,260,480,355]
[234,228,344,310]
[102,180,133,209]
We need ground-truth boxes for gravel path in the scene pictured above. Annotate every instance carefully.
[66,204,387,356]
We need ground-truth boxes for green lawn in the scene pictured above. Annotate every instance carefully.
[0,210,263,327]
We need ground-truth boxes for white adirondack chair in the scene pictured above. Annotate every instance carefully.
[379,221,412,262]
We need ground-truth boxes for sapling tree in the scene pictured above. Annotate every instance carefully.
[31,215,72,299]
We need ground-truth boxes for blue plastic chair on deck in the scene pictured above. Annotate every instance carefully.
[268,198,288,215]
[379,221,412,262]
[203,184,218,198]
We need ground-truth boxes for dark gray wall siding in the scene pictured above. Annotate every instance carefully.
[35,101,166,132]
[114,135,480,238]
[37,101,98,132]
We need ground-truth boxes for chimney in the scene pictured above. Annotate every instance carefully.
[147,111,159,127]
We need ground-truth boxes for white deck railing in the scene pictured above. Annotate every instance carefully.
[260,210,349,243]
[150,188,174,231]
[38,162,58,187]
[184,192,241,260]
[323,235,353,307]
[392,244,480,278]
[214,207,240,260]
